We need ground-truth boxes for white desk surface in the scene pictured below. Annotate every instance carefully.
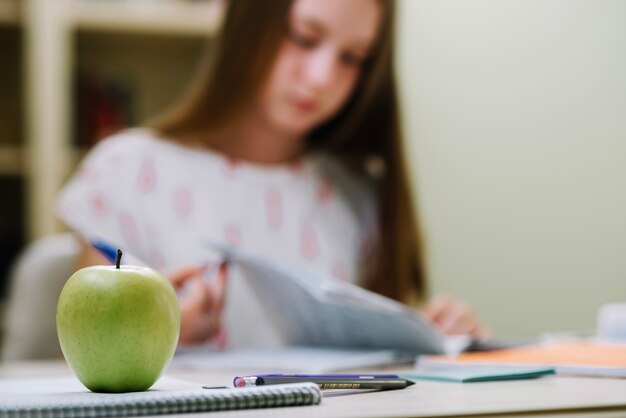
[1,360,626,418]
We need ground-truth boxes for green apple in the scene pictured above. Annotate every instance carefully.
[56,250,180,393]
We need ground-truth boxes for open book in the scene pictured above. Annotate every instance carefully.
[91,238,443,370]
[213,244,443,356]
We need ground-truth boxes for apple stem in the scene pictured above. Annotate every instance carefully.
[116,249,122,269]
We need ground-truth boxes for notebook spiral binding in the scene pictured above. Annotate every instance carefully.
[0,383,322,418]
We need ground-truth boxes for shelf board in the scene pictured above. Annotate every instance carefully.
[68,0,225,37]
[0,0,20,26]
[0,144,24,176]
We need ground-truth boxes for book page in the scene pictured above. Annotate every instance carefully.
[218,245,443,355]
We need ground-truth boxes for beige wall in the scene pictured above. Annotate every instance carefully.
[397,0,626,338]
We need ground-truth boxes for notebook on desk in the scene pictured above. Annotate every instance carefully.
[0,376,321,417]
[417,341,626,378]
[403,366,554,383]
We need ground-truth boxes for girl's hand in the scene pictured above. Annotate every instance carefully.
[423,295,491,340]
[164,263,228,346]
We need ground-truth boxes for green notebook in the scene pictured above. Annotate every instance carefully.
[0,377,321,417]
[402,366,555,383]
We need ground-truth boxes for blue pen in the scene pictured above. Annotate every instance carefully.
[233,374,413,390]
[90,239,226,289]
[91,239,147,266]
[91,239,118,263]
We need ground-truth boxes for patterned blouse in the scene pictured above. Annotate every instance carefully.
[56,128,378,348]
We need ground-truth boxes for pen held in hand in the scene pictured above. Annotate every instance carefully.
[233,374,415,390]
[90,239,147,266]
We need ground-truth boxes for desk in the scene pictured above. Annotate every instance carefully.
[2,361,626,418]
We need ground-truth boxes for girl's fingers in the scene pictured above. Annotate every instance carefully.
[439,301,472,333]
[423,295,454,323]
[178,278,208,317]
[178,277,217,345]
[204,262,229,313]
[165,264,209,288]
[179,312,218,345]
[424,295,490,339]
[470,323,492,341]
[177,263,229,346]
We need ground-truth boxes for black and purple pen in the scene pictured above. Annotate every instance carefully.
[233,374,415,390]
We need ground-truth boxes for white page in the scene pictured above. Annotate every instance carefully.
[0,376,200,395]
[0,376,203,407]
[213,244,443,355]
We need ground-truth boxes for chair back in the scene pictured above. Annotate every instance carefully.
[1,234,79,361]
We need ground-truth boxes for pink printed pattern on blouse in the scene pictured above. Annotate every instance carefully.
[137,159,156,193]
[119,211,140,251]
[89,192,109,216]
[224,224,242,246]
[265,189,283,229]
[316,177,334,205]
[174,187,193,220]
[300,218,319,261]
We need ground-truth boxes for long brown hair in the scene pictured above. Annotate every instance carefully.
[151,0,426,303]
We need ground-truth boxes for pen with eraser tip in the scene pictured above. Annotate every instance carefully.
[233,374,415,390]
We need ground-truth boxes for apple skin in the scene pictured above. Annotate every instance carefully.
[56,265,180,393]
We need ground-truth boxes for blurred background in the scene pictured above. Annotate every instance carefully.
[0,0,624,349]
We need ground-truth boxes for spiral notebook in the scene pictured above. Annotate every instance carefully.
[0,377,321,417]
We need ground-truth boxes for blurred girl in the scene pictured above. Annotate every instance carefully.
[57,0,488,347]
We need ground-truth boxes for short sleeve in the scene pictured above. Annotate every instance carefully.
[55,132,146,257]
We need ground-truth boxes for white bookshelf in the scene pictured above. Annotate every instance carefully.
[69,0,224,36]
[20,0,225,238]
